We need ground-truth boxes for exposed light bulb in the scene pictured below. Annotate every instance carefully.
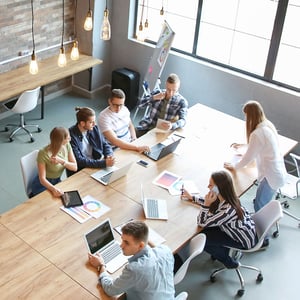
[84,10,93,31]
[101,8,111,40]
[70,40,79,60]
[137,21,145,42]
[58,46,67,67]
[29,51,38,75]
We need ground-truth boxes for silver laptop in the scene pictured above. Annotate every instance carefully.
[143,138,181,161]
[90,162,133,185]
[84,218,128,274]
[141,185,168,220]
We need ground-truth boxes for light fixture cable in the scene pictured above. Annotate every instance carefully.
[71,0,79,60]
[58,0,67,67]
[29,0,38,74]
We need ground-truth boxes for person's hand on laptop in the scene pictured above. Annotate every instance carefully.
[88,253,106,272]
[105,155,116,167]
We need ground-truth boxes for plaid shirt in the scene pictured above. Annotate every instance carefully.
[137,90,188,130]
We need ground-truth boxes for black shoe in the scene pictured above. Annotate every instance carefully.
[260,239,269,250]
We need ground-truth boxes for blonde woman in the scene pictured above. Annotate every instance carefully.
[31,127,77,197]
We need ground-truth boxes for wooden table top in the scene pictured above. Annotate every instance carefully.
[0,102,297,299]
[0,54,102,102]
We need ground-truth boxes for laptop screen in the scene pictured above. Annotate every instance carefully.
[85,220,114,254]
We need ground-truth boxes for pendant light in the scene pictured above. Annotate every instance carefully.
[58,0,67,67]
[29,0,38,74]
[71,0,79,60]
[101,0,111,40]
[84,0,93,31]
[137,0,145,41]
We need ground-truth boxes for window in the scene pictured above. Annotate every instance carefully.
[135,0,300,92]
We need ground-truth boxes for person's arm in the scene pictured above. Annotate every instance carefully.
[37,162,63,197]
[170,96,188,130]
[63,146,77,172]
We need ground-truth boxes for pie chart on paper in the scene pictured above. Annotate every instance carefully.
[83,200,101,213]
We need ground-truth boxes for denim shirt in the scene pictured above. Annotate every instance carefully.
[99,245,175,300]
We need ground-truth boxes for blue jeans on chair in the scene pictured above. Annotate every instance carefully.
[254,177,276,212]
[202,227,245,268]
[31,175,61,197]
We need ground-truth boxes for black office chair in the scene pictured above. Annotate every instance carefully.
[3,86,42,142]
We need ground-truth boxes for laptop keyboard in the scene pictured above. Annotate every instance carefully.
[101,242,122,263]
[100,172,113,184]
[147,199,159,218]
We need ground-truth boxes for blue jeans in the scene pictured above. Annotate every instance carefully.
[254,177,276,212]
[202,227,245,268]
[31,175,61,197]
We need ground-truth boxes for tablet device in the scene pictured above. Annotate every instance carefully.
[61,190,83,208]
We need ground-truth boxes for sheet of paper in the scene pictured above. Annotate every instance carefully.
[168,180,201,196]
[153,170,181,190]
[80,195,111,219]
[60,206,92,223]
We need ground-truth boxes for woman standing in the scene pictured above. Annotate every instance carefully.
[31,127,77,197]
[182,170,257,269]
[224,100,287,213]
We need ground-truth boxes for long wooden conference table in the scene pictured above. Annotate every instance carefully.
[0,53,102,119]
[0,103,297,299]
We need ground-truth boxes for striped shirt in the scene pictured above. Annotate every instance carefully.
[197,201,257,249]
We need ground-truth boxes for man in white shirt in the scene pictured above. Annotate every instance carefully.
[98,89,150,152]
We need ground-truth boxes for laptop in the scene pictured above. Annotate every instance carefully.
[84,218,128,274]
[90,162,133,186]
[141,185,168,220]
[143,138,181,161]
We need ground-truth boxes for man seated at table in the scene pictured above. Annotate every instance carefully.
[135,73,189,137]
[68,107,115,176]
[88,220,175,300]
[98,88,150,152]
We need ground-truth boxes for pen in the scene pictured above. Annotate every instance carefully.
[181,184,184,196]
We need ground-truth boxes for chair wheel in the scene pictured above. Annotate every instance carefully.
[9,137,13,142]
[273,231,279,238]
[237,289,244,297]
[210,275,216,283]
[37,127,42,133]
[30,137,35,143]
[5,127,9,132]
[284,203,289,208]
[256,273,263,282]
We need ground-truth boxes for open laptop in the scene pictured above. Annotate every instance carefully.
[84,218,128,274]
[143,138,181,161]
[90,162,133,186]
[141,185,168,220]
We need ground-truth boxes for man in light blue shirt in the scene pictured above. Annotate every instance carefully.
[88,220,175,300]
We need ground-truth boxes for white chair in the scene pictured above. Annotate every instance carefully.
[175,291,188,300]
[210,200,283,297]
[277,152,300,227]
[3,86,42,142]
[20,150,39,198]
[174,233,206,285]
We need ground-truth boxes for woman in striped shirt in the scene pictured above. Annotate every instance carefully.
[182,170,257,268]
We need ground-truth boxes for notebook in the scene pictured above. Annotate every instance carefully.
[141,185,168,220]
[90,162,133,186]
[84,218,128,274]
[143,138,181,161]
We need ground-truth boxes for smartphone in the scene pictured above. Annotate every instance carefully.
[137,160,149,168]
[212,185,219,195]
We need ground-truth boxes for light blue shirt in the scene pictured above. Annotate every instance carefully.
[99,245,175,300]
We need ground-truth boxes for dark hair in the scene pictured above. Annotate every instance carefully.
[121,220,149,243]
[75,107,95,123]
[166,73,180,85]
[110,89,126,100]
[210,170,244,220]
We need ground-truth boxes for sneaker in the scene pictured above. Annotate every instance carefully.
[260,239,269,250]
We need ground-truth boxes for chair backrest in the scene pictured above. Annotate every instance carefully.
[11,86,41,114]
[175,291,188,300]
[174,233,206,285]
[251,200,283,248]
[290,153,300,178]
[20,150,39,197]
